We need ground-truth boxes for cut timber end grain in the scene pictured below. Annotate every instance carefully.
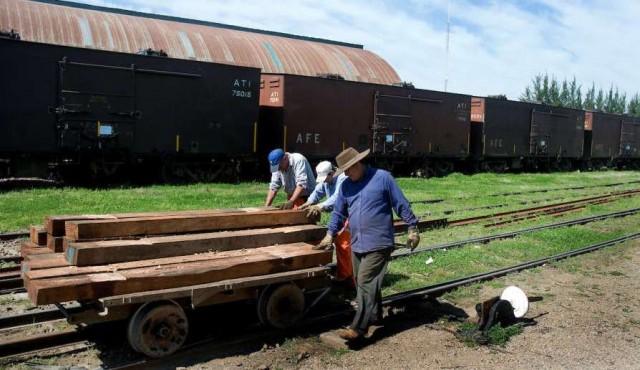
[30,226,47,246]
[45,215,118,236]
[25,243,331,305]
[64,209,316,240]
[66,224,327,266]
[46,235,64,252]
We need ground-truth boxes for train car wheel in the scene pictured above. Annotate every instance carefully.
[257,283,305,329]
[559,160,572,172]
[127,300,188,358]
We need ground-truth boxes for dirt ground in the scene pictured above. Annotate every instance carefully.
[188,239,640,370]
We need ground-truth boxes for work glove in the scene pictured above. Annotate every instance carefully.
[279,200,295,210]
[298,201,313,210]
[306,204,323,219]
[313,234,334,251]
[406,226,420,252]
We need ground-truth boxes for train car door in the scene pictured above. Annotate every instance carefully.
[620,120,640,158]
[372,92,412,155]
[55,58,137,151]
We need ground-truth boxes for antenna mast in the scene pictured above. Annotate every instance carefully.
[444,0,451,92]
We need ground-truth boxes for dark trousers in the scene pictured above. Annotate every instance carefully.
[350,247,393,334]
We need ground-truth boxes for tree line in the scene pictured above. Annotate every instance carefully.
[520,73,640,117]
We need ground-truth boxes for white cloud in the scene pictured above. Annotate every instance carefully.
[74,0,640,101]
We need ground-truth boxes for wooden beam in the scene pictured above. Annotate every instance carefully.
[100,266,330,308]
[46,235,64,252]
[20,242,51,258]
[26,243,331,305]
[21,255,69,278]
[45,207,277,236]
[28,243,318,280]
[65,210,317,240]
[66,224,327,266]
[46,215,117,236]
[30,226,47,246]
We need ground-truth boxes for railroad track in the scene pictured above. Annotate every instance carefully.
[419,189,631,218]
[0,232,28,241]
[411,179,640,205]
[393,207,640,258]
[2,213,639,364]
[401,188,640,233]
[443,188,640,228]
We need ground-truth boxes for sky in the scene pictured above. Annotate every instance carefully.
[73,0,639,101]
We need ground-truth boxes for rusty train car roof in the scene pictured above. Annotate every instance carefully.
[0,0,401,84]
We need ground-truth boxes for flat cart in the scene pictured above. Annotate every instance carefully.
[57,266,330,358]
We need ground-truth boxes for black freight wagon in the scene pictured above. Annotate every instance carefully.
[617,117,640,169]
[470,97,585,171]
[258,74,471,177]
[0,37,260,182]
[583,111,622,169]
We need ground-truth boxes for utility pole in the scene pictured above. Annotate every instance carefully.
[444,0,450,92]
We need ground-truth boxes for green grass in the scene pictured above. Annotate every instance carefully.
[0,182,267,232]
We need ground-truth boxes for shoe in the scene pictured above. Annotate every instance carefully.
[338,327,363,341]
[366,324,384,338]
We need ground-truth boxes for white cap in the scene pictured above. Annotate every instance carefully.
[315,161,335,183]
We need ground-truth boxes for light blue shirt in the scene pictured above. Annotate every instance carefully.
[268,152,316,196]
[308,173,347,210]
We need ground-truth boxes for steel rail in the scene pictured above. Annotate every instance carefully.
[411,179,640,204]
[392,208,640,259]
[0,232,28,241]
[0,328,89,360]
[0,303,84,330]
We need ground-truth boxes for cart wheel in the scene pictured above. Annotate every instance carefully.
[127,300,188,358]
[257,283,305,329]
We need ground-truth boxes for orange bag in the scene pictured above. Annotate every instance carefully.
[335,220,354,286]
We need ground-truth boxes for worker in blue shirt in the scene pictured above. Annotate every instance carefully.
[299,161,347,216]
[300,160,352,282]
[316,147,420,341]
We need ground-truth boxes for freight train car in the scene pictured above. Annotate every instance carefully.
[258,74,471,177]
[583,111,640,170]
[0,37,260,182]
[470,97,585,172]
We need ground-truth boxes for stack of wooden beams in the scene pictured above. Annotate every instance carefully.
[21,208,330,306]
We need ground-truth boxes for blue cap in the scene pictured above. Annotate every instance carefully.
[268,148,285,173]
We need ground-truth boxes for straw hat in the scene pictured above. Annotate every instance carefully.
[334,147,370,176]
